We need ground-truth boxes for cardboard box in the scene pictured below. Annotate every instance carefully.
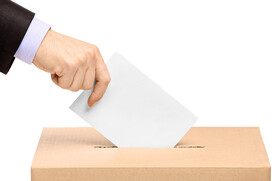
[31,127,270,181]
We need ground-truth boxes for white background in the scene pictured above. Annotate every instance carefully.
[0,0,279,180]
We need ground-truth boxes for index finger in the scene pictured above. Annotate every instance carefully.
[88,80,109,107]
[88,58,111,107]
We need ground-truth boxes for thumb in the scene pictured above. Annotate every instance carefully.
[88,81,109,107]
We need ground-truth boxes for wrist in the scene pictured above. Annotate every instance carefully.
[33,29,52,64]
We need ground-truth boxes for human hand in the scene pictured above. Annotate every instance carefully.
[33,30,111,107]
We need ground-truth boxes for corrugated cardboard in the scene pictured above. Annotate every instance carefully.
[31,127,270,181]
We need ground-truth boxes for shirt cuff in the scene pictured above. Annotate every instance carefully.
[14,17,51,64]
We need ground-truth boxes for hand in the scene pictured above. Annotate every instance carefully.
[33,30,111,107]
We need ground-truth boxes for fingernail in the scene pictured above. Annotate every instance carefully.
[88,101,96,108]
[91,102,97,107]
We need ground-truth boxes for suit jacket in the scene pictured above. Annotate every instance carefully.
[0,0,34,74]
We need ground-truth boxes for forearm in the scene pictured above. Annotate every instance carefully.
[0,0,35,74]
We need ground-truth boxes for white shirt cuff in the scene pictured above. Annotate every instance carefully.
[14,17,51,64]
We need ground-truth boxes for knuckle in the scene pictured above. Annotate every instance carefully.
[105,75,111,84]
[92,44,99,52]
[64,61,75,72]
[102,74,111,85]
[71,88,79,92]
[83,80,94,90]
[84,85,92,90]
[78,57,87,67]
[59,83,70,89]
[74,53,86,66]
[88,45,99,58]
[54,67,63,76]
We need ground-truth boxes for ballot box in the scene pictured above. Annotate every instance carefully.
[31,127,270,181]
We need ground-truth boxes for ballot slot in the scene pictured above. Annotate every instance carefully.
[93,145,118,148]
[92,145,206,149]
[175,145,205,148]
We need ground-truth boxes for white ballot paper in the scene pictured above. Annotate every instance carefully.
[70,53,197,147]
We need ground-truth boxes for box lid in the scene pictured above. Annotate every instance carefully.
[32,127,270,168]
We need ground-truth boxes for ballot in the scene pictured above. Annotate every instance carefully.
[70,53,197,147]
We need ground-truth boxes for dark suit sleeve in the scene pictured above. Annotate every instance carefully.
[0,0,35,74]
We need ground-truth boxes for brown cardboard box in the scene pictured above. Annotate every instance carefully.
[31,127,270,181]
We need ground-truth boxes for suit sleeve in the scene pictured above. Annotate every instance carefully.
[0,0,35,74]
